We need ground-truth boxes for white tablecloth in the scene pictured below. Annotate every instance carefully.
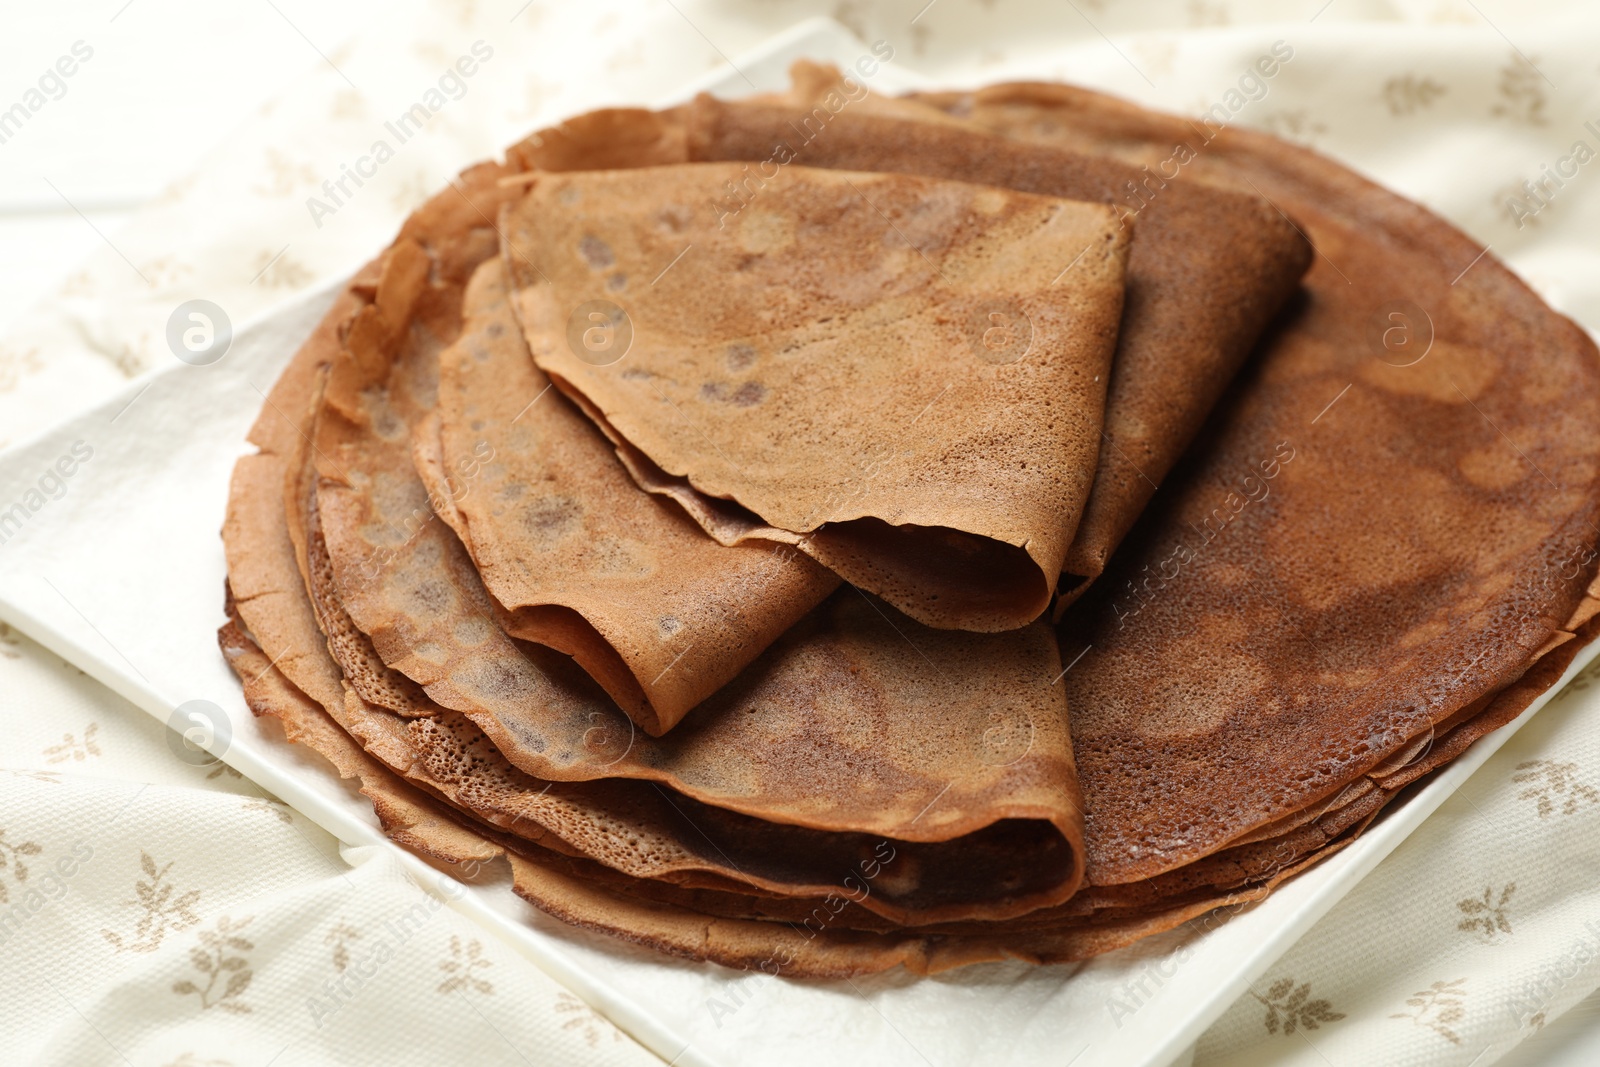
[5,2,1600,1064]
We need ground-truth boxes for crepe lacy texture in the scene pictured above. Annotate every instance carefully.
[217,66,1600,977]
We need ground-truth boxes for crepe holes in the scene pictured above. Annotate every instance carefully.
[166,299,232,366]
[165,699,231,766]
[566,300,632,366]
[1367,300,1433,368]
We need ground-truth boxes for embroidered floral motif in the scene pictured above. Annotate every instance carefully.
[830,0,871,43]
[249,249,314,290]
[107,334,154,379]
[437,936,494,994]
[555,991,623,1047]
[1513,760,1599,818]
[446,0,479,26]
[59,270,96,298]
[241,797,293,823]
[330,90,366,121]
[0,347,45,397]
[326,921,361,973]
[1259,110,1328,144]
[254,148,319,198]
[1250,978,1346,1035]
[102,850,201,953]
[1392,978,1467,1044]
[1187,0,1230,26]
[411,41,453,68]
[0,829,44,904]
[1424,3,1476,24]
[1567,660,1600,694]
[43,723,101,764]
[1490,53,1549,126]
[1457,883,1515,941]
[139,256,191,289]
[1132,40,1180,80]
[172,915,254,1013]
[1383,74,1448,116]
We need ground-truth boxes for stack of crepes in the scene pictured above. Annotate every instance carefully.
[219,64,1600,978]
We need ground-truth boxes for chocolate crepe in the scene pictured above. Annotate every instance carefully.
[923,81,1600,885]
[416,255,838,735]
[216,70,1600,978]
[504,162,1130,631]
[221,600,1378,975]
[685,67,1313,604]
[225,159,1091,931]
[498,81,1308,625]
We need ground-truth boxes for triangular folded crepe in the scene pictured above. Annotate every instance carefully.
[503,162,1130,631]
[416,256,838,735]
[221,163,1091,927]
[683,77,1313,605]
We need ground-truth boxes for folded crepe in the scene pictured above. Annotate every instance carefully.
[923,81,1600,886]
[223,613,1380,975]
[224,125,1351,956]
[502,161,1131,631]
[416,256,839,735]
[683,70,1313,605]
[222,158,1091,933]
[492,80,1308,631]
[217,69,1600,979]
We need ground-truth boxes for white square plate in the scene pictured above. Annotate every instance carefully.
[0,18,1594,1067]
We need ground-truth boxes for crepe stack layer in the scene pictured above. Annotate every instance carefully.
[219,66,1600,978]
